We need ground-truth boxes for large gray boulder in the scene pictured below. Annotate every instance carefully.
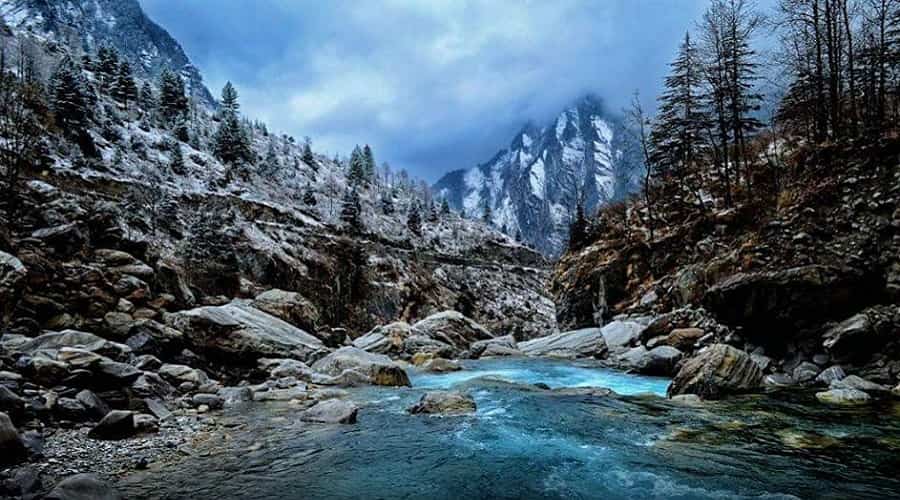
[519,327,607,359]
[816,388,871,405]
[0,251,26,330]
[830,375,890,393]
[470,335,518,359]
[0,412,26,466]
[19,331,131,361]
[619,345,683,376]
[300,399,359,424]
[600,321,644,354]
[45,474,123,500]
[667,344,763,400]
[88,410,135,440]
[168,300,327,364]
[410,311,493,352]
[252,289,321,337]
[408,391,476,415]
[352,322,411,356]
[822,305,899,360]
[312,347,410,386]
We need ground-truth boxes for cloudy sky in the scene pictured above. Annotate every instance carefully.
[140,0,714,181]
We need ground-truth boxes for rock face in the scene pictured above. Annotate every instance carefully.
[252,289,321,338]
[45,473,123,500]
[408,391,477,415]
[704,265,878,343]
[519,327,607,359]
[311,347,410,387]
[822,305,900,360]
[433,95,643,256]
[300,399,359,424]
[169,301,327,364]
[667,344,763,400]
[409,311,494,353]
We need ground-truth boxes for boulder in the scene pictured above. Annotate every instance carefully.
[191,394,224,410]
[815,388,871,405]
[410,311,494,352]
[830,375,890,393]
[470,335,518,359]
[352,322,411,355]
[300,399,359,424]
[764,373,795,387]
[792,362,820,384]
[479,344,523,358]
[125,320,184,356]
[157,364,210,387]
[168,300,327,364]
[252,386,308,402]
[258,358,314,380]
[519,327,607,359]
[88,410,135,440]
[659,328,705,351]
[408,391,476,415]
[620,346,683,376]
[26,357,70,387]
[252,289,321,336]
[401,335,455,358]
[815,366,846,386]
[45,474,123,500]
[822,305,899,360]
[132,373,176,400]
[54,398,89,421]
[75,390,110,420]
[19,331,131,361]
[667,344,763,400]
[0,412,26,466]
[311,347,410,386]
[420,358,462,372]
[0,386,25,419]
[94,360,141,386]
[0,251,26,328]
[599,321,644,354]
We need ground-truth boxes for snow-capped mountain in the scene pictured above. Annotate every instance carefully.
[1,0,215,106]
[433,95,644,256]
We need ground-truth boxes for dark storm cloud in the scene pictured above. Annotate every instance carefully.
[141,0,713,181]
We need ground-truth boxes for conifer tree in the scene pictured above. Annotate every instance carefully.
[340,188,364,234]
[347,145,366,186]
[113,61,138,110]
[220,81,239,114]
[49,56,88,129]
[302,184,317,206]
[481,201,493,226]
[139,82,154,110]
[158,69,188,124]
[407,202,422,236]
[213,82,252,165]
[302,138,315,168]
[96,45,119,92]
[362,144,375,183]
[380,191,395,214]
[170,142,185,175]
[427,201,439,223]
[440,198,451,216]
[567,199,589,251]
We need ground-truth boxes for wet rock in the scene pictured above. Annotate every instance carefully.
[660,328,705,351]
[763,373,795,387]
[0,386,25,418]
[133,413,158,433]
[45,473,123,500]
[470,335,518,359]
[94,360,141,386]
[815,366,846,385]
[26,357,70,387]
[401,335,455,358]
[830,375,890,393]
[519,327,607,359]
[410,311,494,352]
[822,305,899,360]
[125,320,184,356]
[0,412,26,466]
[1,465,41,497]
[258,358,313,380]
[479,344,523,358]
[253,386,308,402]
[144,398,173,421]
[252,289,321,337]
[56,347,103,369]
[168,300,327,364]
[408,391,476,415]
[420,358,462,372]
[312,347,410,386]
[132,354,162,371]
[218,387,253,405]
[816,388,871,405]
[751,353,772,372]
[621,345,683,376]
[0,251,26,329]
[88,410,135,440]
[670,394,703,405]
[792,362,820,384]
[300,399,359,424]
[132,373,176,400]
[54,397,89,421]
[352,322,411,355]
[668,344,763,400]
[19,330,131,361]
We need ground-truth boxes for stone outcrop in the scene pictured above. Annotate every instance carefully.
[351,322,411,356]
[300,399,359,424]
[408,391,476,415]
[251,289,321,339]
[168,300,327,365]
[667,344,763,400]
[409,311,494,353]
[519,327,607,359]
[311,347,410,387]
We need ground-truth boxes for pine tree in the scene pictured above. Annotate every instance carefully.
[515,229,523,242]
[96,45,119,92]
[158,69,188,124]
[481,201,493,226]
[362,144,375,183]
[139,82,155,110]
[427,201,439,223]
[407,202,422,236]
[302,137,315,168]
[440,197,451,216]
[170,142,185,175]
[302,184,317,206]
[567,199,589,251]
[113,61,138,110]
[262,139,280,175]
[339,188,364,234]
[213,82,252,165]
[347,145,366,186]
[49,56,88,129]
[380,191,395,214]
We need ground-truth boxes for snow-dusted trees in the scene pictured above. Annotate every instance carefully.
[567,198,589,251]
[481,201,493,225]
[302,136,315,169]
[407,202,422,236]
[0,45,50,215]
[213,81,252,165]
[49,56,89,129]
[380,191,395,214]
[347,145,367,186]
[113,61,138,110]
[158,69,188,125]
[340,188,364,234]
[96,45,119,92]
[362,144,375,182]
[302,184,317,206]
[169,141,185,175]
[440,198,451,216]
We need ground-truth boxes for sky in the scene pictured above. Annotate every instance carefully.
[140,0,714,182]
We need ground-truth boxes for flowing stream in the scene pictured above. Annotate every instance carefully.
[120,358,900,499]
